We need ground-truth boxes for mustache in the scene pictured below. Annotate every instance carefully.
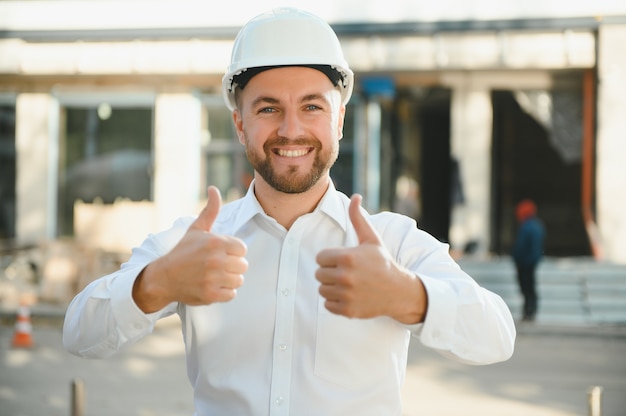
[263,137,322,153]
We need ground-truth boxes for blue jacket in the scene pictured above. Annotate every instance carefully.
[513,217,545,267]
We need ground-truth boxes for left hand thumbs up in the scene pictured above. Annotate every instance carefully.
[315,193,397,319]
[348,194,383,246]
[315,193,427,323]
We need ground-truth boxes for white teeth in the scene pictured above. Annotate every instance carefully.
[277,149,308,157]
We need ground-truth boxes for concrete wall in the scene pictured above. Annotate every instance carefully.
[153,92,202,230]
[15,93,57,244]
[447,76,492,254]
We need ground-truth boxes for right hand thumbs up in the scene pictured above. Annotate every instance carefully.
[135,186,248,312]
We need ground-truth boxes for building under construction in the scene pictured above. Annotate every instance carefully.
[1,1,625,265]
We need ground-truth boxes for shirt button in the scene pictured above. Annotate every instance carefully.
[281,288,290,296]
[275,396,284,405]
[278,344,287,351]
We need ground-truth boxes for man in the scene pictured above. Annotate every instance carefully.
[512,199,545,321]
[64,7,515,415]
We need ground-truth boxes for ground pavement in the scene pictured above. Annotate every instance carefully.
[1,315,625,416]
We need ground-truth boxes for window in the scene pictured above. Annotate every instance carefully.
[333,103,356,196]
[200,96,250,201]
[0,102,16,240]
[58,104,153,236]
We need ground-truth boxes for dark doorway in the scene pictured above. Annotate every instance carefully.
[418,88,452,243]
[491,88,591,256]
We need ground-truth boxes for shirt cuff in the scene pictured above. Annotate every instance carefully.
[407,273,458,349]
[109,265,160,340]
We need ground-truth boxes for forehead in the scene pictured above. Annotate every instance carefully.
[240,66,339,102]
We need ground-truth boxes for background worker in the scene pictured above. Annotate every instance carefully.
[513,198,546,322]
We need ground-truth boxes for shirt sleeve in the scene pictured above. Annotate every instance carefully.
[378,213,516,365]
[62,218,190,358]
[415,266,516,365]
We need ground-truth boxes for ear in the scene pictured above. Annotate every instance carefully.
[337,104,346,141]
[232,109,245,145]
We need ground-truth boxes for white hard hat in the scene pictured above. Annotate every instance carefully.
[222,7,354,111]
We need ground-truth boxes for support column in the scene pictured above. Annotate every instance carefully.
[446,75,493,255]
[597,24,626,264]
[153,92,202,230]
[15,93,57,244]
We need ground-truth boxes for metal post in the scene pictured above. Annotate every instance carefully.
[71,378,85,416]
[365,100,381,212]
[588,385,602,416]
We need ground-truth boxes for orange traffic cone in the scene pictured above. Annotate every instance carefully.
[11,302,34,348]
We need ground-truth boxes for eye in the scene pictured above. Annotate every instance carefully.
[258,107,276,114]
[305,104,321,111]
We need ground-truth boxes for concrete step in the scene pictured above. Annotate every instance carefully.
[458,257,626,325]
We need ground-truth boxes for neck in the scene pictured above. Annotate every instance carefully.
[253,176,330,229]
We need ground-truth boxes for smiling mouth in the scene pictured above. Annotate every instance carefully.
[274,148,313,157]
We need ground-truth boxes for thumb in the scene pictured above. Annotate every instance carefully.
[349,194,381,245]
[191,186,222,232]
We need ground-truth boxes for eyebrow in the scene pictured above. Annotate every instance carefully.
[250,93,331,109]
[251,96,280,108]
[301,93,330,104]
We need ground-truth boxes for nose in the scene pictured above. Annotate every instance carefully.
[277,109,305,138]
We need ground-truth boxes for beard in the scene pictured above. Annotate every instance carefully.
[245,136,338,194]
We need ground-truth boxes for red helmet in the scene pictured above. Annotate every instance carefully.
[516,199,537,222]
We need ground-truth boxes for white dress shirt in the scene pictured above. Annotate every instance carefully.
[63,182,516,416]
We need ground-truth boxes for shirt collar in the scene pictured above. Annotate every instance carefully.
[229,181,265,233]
[315,180,350,232]
[230,179,350,233]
